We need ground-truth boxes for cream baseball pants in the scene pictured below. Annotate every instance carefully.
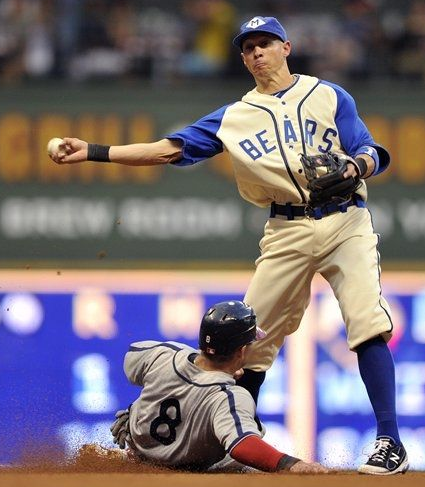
[244,206,393,371]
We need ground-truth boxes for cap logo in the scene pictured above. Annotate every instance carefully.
[206,335,211,343]
[246,17,266,29]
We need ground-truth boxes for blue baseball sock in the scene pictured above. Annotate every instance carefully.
[356,335,401,444]
[236,369,266,405]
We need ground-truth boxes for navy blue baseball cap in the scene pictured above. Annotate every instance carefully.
[233,16,288,50]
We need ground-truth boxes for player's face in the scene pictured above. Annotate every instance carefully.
[241,34,290,78]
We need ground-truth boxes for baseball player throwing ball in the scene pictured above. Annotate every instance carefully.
[109,300,327,473]
[51,16,408,475]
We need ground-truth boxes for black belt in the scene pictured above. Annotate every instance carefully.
[270,195,365,220]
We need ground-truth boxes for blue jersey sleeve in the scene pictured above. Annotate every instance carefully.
[166,104,232,166]
[321,81,390,175]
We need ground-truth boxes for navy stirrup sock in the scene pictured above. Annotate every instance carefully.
[236,369,266,432]
[356,336,400,444]
[236,369,266,405]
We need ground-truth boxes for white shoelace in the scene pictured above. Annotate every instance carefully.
[370,438,392,462]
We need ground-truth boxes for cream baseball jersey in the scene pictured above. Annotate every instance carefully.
[167,74,389,206]
[124,341,262,470]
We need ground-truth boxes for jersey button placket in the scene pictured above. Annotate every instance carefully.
[272,98,307,204]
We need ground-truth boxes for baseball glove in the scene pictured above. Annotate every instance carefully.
[300,151,361,208]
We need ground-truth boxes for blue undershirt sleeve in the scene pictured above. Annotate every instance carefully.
[166,104,232,166]
[321,81,390,175]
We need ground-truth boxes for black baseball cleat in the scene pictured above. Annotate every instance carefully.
[358,436,409,475]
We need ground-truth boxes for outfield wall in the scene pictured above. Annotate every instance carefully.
[1,84,425,266]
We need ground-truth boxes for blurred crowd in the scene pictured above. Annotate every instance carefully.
[1,0,425,85]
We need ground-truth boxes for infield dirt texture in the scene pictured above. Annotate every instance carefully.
[0,447,423,487]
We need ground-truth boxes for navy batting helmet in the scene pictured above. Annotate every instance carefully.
[199,301,266,356]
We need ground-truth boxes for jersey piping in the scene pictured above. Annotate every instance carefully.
[297,79,321,155]
[244,101,307,203]
[222,387,243,436]
[171,351,236,388]
[273,74,300,98]
[129,342,182,353]
[319,79,390,174]
[168,350,259,444]
[367,209,394,334]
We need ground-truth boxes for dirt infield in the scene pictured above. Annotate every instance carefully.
[1,471,424,487]
[1,446,423,487]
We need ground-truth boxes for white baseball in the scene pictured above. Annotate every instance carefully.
[47,137,65,156]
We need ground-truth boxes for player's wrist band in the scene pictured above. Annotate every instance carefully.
[277,454,301,470]
[354,146,379,176]
[87,144,111,162]
[352,157,368,178]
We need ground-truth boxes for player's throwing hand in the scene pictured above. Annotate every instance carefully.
[49,137,88,165]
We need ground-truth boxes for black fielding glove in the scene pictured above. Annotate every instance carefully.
[300,151,361,207]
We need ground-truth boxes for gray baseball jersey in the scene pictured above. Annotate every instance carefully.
[124,340,262,470]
